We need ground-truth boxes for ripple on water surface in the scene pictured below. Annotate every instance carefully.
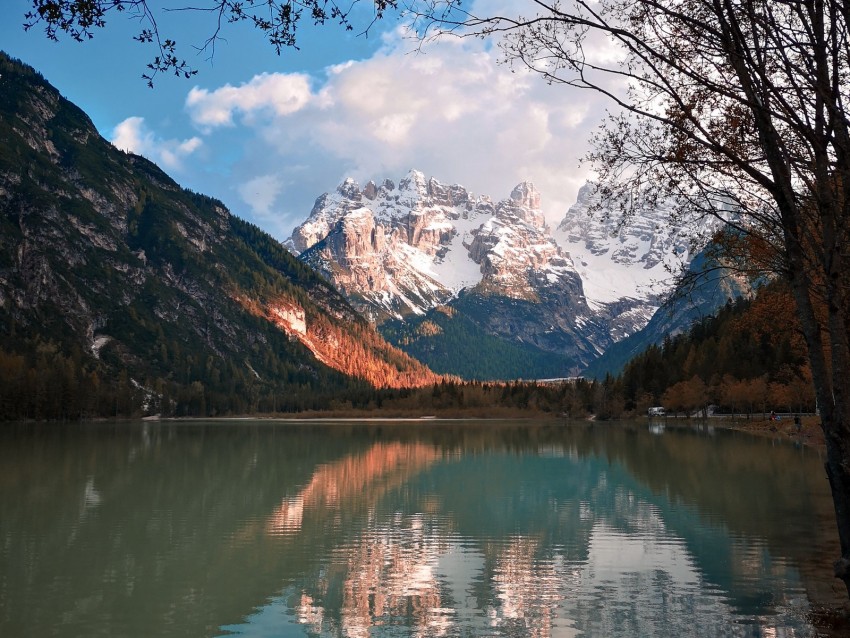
[0,421,838,638]
[220,508,822,638]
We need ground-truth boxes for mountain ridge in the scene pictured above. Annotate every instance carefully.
[286,170,723,379]
[0,51,439,418]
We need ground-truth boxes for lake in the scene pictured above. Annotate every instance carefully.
[0,419,845,637]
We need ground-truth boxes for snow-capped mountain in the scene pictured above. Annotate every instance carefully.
[289,170,587,323]
[288,172,482,321]
[553,182,709,343]
[286,170,712,378]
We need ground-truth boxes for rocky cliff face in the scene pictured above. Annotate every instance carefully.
[291,171,589,316]
[468,183,577,299]
[291,170,493,321]
[582,246,754,378]
[553,182,721,346]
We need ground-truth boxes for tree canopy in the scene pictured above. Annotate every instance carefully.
[24,0,400,85]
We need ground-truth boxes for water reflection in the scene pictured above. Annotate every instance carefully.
[263,441,441,537]
[0,421,841,638]
[225,434,820,637]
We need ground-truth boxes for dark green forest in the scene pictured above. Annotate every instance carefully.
[0,279,815,420]
[380,305,577,381]
[617,282,814,416]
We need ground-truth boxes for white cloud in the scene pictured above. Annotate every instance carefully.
[112,116,148,154]
[111,116,202,171]
[173,14,622,236]
[185,72,313,129]
[238,174,284,218]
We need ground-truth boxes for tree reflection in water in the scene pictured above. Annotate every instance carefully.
[221,422,835,637]
[0,421,839,638]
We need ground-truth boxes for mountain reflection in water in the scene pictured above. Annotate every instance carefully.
[0,421,840,638]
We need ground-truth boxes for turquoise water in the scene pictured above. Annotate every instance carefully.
[0,420,842,637]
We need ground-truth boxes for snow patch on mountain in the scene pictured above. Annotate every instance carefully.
[427,213,485,291]
[552,183,697,309]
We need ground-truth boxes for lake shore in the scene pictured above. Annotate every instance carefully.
[15,410,831,455]
[147,410,831,453]
[266,409,828,450]
[712,414,826,450]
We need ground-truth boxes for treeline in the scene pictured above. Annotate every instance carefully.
[0,340,352,421]
[0,332,609,420]
[322,378,605,417]
[0,281,815,421]
[0,308,363,421]
[616,282,815,417]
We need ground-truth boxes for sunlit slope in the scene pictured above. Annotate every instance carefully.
[0,52,438,417]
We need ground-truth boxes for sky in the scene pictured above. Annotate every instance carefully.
[1,1,609,241]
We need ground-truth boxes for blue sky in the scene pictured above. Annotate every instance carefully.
[2,1,603,240]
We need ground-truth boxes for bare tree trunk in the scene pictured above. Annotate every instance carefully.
[824,285,850,596]
[787,256,850,598]
[823,398,850,597]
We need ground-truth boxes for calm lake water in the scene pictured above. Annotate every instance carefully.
[0,419,845,637]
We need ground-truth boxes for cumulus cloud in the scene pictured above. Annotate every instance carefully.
[238,174,284,218]
[185,73,313,129]
[111,116,202,171]
[179,18,621,236]
[112,116,148,154]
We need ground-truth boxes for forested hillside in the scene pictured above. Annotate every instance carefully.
[380,299,579,381]
[0,52,438,420]
[616,282,815,416]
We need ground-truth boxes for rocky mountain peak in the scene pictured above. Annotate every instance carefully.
[337,177,362,201]
[510,182,541,210]
[291,172,589,348]
[288,169,725,378]
[284,161,734,379]
[363,180,378,200]
[550,181,729,348]
[490,182,546,230]
[398,169,429,204]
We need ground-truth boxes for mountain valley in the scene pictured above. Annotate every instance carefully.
[0,53,439,418]
[0,49,751,421]
[287,170,728,379]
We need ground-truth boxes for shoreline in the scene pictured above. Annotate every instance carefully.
[3,411,830,449]
[707,414,826,450]
[5,411,828,443]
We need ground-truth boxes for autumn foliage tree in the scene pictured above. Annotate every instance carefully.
[414,0,850,597]
[662,376,708,417]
